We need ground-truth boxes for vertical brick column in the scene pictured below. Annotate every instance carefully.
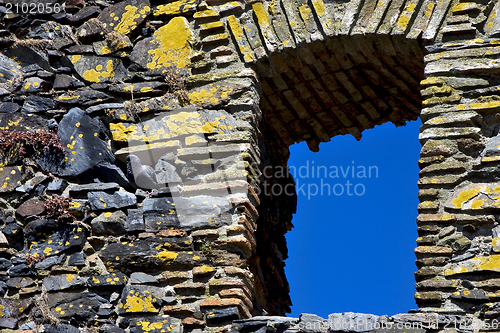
[415,1,500,313]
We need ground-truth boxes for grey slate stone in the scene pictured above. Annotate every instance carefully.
[155,159,182,185]
[88,191,137,210]
[22,95,54,113]
[47,178,68,192]
[68,252,85,266]
[300,313,326,333]
[125,208,145,232]
[38,107,115,176]
[35,254,66,270]
[327,313,380,332]
[91,211,127,235]
[0,102,20,113]
[93,163,131,189]
[130,272,158,284]
[69,182,120,196]
[43,274,87,291]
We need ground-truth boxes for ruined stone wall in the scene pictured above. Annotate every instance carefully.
[0,0,499,332]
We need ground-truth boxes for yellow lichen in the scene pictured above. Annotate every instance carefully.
[451,187,482,208]
[123,293,158,313]
[146,17,192,70]
[82,60,115,83]
[153,250,178,261]
[200,265,213,273]
[113,5,150,35]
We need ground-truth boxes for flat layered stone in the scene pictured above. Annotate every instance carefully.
[445,255,500,276]
[68,54,128,83]
[143,197,179,231]
[456,214,495,224]
[47,291,107,321]
[6,276,35,289]
[129,317,177,333]
[88,191,136,210]
[187,79,253,108]
[16,197,46,218]
[21,95,55,113]
[446,183,500,210]
[110,108,235,144]
[414,246,453,256]
[98,238,203,273]
[125,208,145,232]
[69,182,120,196]
[450,289,489,302]
[0,298,32,322]
[472,279,500,289]
[38,107,115,177]
[484,1,500,36]
[118,285,164,314]
[28,226,86,258]
[0,53,23,89]
[130,272,158,284]
[91,210,127,235]
[88,272,128,288]
[0,102,20,113]
[43,274,87,291]
[153,0,197,17]
[415,278,459,290]
[0,166,27,193]
[420,159,467,175]
[418,174,463,186]
[422,111,482,129]
[5,44,51,72]
[109,82,166,96]
[481,135,500,160]
[56,87,113,106]
[414,291,442,303]
[414,267,442,281]
[327,313,380,332]
[97,0,151,35]
[130,17,192,76]
[419,127,481,142]
[53,74,86,90]
[420,140,456,157]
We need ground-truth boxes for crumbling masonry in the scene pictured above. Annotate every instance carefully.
[0,0,499,332]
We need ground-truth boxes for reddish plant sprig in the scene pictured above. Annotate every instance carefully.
[0,129,65,159]
[43,194,75,223]
[25,253,46,266]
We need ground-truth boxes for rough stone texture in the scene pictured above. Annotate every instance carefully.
[0,0,499,331]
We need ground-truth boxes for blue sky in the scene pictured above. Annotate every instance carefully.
[285,119,422,318]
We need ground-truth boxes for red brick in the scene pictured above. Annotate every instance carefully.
[182,317,206,326]
[158,229,187,237]
[163,305,195,316]
[219,289,253,310]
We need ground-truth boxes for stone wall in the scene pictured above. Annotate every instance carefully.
[0,0,499,332]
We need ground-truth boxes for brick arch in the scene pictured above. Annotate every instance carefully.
[237,0,500,318]
[242,0,431,315]
[227,0,432,151]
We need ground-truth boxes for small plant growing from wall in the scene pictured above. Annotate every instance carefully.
[164,69,189,105]
[0,130,65,165]
[25,253,46,266]
[200,240,214,258]
[42,194,75,223]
